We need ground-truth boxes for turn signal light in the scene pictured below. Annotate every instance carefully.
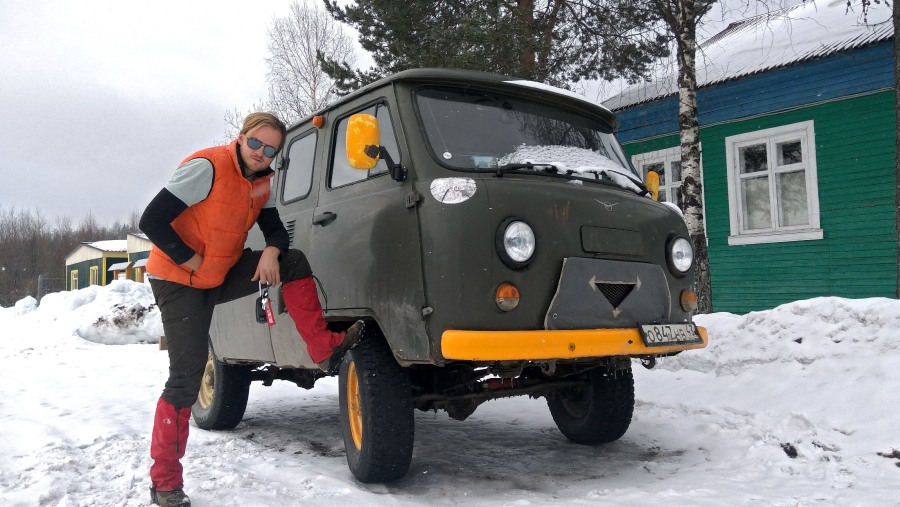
[680,290,699,312]
[312,115,325,129]
[496,283,520,311]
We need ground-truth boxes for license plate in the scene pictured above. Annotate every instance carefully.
[639,323,703,347]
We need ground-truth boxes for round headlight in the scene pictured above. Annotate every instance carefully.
[496,218,535,268]
[668,237,694,275]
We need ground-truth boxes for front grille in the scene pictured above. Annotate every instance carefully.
[595,282,635,308]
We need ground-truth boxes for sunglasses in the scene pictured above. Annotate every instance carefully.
[246,137,279,158]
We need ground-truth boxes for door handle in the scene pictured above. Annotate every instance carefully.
[312,211,337,226]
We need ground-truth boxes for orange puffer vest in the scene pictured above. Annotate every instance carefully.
[146,140,273,288]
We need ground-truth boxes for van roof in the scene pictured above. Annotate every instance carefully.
[298,68,617,129]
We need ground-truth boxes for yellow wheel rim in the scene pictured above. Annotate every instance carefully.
[197,352,215,409]
[347,361,363,450]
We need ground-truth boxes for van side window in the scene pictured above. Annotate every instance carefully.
[330,103,398,188]
[281,131,317,203]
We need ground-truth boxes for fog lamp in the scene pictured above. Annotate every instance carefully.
[496,283,520,311]
[680,290,699,312]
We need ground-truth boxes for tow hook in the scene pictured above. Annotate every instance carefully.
[640,356,657,370]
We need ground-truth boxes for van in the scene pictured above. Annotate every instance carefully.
[192,68,708,483]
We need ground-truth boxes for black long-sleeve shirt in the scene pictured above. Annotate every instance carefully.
[139,144,289,264]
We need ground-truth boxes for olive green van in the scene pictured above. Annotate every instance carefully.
[193,68,708,483]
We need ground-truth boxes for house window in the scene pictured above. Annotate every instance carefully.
[725,121,822,245]
[90,266,99,286]
[632,147,683,207]
[70,270,78,290]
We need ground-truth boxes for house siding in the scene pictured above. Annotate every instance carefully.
[622,90,897,313]
[66,256,128,289]
[615,42,894,143]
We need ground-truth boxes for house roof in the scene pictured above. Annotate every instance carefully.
[603,0,894,111]
[86,240,127,252]
[65,240,128,262]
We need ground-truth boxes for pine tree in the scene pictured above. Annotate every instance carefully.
[320,0,670,93]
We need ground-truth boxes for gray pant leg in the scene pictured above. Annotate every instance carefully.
[150,278,214,409]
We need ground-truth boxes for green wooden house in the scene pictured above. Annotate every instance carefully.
[604,2,897,313]
[64,240,128,290]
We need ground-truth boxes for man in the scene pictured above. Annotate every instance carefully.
[140,112,361,507]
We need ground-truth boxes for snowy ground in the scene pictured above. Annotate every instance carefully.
[1,280,898,506]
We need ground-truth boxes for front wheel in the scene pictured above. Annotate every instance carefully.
[547,365,634,444]
[339,338,414,483]
[192,347,252,430]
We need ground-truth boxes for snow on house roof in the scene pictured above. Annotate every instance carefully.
[603,0,894,111]
[86,240,127,252]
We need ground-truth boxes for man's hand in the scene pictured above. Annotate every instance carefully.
[183,253,203,272]
[252,246,282,286]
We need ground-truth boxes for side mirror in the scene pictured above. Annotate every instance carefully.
[346,113,380,170]
[645,171,660,201]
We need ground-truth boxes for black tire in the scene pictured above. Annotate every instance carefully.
[547,365,634,444]
[192,347,252,430]
[338,338,414,483]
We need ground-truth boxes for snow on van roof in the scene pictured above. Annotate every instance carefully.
[506,79,612,113]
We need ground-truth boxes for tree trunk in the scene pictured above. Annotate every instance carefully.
[518,0,536,77]
[674,0,713,313]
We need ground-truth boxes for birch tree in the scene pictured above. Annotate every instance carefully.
[225,0,358,138]
[646,0,716,313]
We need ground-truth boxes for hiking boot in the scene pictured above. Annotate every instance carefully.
[316,320,365,374]
[150,486,191,506]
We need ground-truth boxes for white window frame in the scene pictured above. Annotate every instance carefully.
[90,266,99,286]
[632,147,684,207]
[725,121,822,246]
[631,146,708,238]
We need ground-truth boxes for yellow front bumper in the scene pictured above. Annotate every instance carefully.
[441,326,708,361]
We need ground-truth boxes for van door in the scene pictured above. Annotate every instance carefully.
[267,125,323,367]
[307,100,431,362]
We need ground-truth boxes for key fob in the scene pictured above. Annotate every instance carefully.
[255,296,267,323]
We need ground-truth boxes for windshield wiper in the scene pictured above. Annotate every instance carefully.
[490,162,651,197]
[491,163,559,177]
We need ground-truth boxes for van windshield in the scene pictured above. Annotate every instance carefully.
[414,86,641,191]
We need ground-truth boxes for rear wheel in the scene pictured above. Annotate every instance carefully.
[547,365,634,444]
[339,338,414,483]
[192,347,252,430]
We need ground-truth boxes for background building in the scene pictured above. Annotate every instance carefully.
[604,2,897,312]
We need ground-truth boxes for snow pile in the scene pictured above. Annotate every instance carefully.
[1,280,162,345]
[0,282,898,506]
[681,297,900,375]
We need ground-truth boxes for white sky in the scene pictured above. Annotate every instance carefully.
[0,0,301,226]
[0,0,862,228]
